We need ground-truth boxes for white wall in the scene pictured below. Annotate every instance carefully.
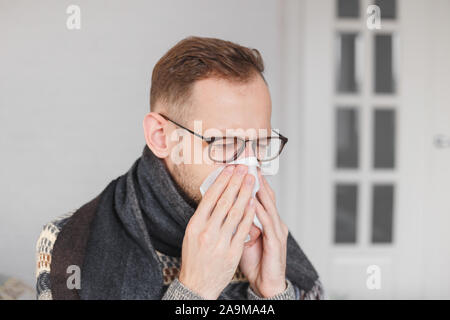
[0,0,284,287]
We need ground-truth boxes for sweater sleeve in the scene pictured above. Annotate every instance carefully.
[247,278,325,300]
[162,277,325,300]
[162,278,297,300]
[246,278,296,300]
[162,278,206,300]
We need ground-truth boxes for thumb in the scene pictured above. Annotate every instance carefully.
[244,225,262,247]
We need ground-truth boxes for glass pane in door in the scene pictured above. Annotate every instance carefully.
[334,184,358,243]
[336,108,359,168]
[374,34,395,93]
[337,0,360,18]
[337,33,360,93]
[371,184,394,243]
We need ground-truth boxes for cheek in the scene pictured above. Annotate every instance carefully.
[198,164,221,183]
[185,163,219,186]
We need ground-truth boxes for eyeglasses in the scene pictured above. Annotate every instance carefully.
[160,113,288,163]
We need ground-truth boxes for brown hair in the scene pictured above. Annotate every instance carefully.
[149,36,265,117]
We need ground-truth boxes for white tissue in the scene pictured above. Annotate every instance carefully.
[199,157,269,242]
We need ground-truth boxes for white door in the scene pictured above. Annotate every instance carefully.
[279,0,450,299]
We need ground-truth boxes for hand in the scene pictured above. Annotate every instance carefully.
[239,170,289,298]
[178,164,256,299]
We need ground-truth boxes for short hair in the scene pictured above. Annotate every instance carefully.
[149,36,265,118]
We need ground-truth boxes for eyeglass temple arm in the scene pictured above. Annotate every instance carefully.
[159,113,214,143]
[271,129,288,143]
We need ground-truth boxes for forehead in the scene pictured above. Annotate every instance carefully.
[188,76,272,136]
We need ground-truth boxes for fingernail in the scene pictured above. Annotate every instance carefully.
[249,198,254,207]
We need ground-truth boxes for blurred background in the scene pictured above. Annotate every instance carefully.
[1,0,449,299]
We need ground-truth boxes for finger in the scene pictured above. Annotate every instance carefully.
[257,170,276,209]
[256,173,283,237]
[194,165,235,222]
[259,171,276,203]
[230,198,256,250]
[254,199,279,243]
[221,173,255,237]
[208,165,248,229]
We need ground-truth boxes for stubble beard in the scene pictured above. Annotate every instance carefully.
[171,163,202,207]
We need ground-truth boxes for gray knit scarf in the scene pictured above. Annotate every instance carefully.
[79,146,318,299]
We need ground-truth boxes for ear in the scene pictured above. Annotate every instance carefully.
[143,112,171,158]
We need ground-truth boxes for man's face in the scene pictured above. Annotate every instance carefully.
[165,74,272,205]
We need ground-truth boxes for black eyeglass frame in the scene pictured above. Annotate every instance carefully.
[160,113,288,163]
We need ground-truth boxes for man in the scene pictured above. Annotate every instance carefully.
[36,36,324,300]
